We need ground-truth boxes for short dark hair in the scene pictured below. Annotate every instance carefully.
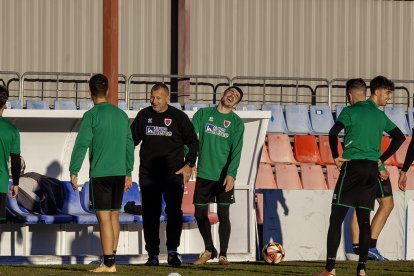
[370,75,394,95]
[0,85,9,109]
[89,74,108,97]
[151,83,170,95]
[224,86,244,103]
[345,78,367,94]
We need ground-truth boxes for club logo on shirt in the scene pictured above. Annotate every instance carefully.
[146,126,172,136]
[205,124,229,138]
[164,118,172,126]
[147,118,152,123]
[209,117,214,122]
[224,120,231,128]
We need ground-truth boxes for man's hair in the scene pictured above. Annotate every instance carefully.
[0,85,9,109]
[89,74,108,97]
[224,86,244,103]
[345,78,367,95]
[151,83,170,95]
[370,75,394,95]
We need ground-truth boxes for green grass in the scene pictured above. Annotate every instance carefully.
[0,261,414,275]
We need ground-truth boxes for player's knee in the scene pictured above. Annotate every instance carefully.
[194,206,208,221]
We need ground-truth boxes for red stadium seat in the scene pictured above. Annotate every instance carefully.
[274,164,302,189]
[300,164,328,190]
[255,163,277,189]
[326,165,340,190]
[294,135,323,164]
[318,135,343,165]
[260,144,273,164]
[267,134,297,164]
[382,136,399,166]
[182,181,218,223]
[394,137,411,167]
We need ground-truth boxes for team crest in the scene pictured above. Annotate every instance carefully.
[164,118,172,126]
[224,120,231,128]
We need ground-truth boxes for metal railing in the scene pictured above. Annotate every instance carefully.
[20,72,127,107]
[0,71,20,99]
[231,76,331,107]
[127,74,231,109]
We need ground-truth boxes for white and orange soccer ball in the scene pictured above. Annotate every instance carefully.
[262,242,285,264]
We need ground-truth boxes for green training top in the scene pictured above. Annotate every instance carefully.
[192,107,244,181]
[69,102,134,178]
[337,98,396,162]
[0,116,20,193]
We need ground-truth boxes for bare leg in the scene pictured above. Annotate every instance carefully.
[96,210,114,255]
[111,211,120,252]
[371,197,394,239]
[351,209,359,244]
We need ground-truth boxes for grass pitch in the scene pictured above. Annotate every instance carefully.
[0,261,413,275]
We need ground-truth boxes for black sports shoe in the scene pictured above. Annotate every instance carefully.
[145,255,159,266]
[167,252,182,267]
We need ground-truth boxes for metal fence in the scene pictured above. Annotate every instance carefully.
[0,71,20,99]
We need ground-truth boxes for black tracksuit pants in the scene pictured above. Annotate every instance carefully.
[140,174,184,256]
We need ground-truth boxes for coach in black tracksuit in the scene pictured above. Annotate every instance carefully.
[131,83,198,267]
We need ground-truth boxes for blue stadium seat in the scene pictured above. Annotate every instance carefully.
[6,187,40,224]
[384,106,411,135]
[121,182,143,223]
[261,104,289,133]
[54,100,77,110]
[169,102,182,110]
[408,107,414,131]
[79,100,94,110]
[132,102,151,111]
[184,103,208,111]
[118,101,128,110]
[235,104,257,111]
[285,105,314,134]
[310,105,335,134]
[61,181,98,224]
[81,182,134,224]
[9,99,22,109]
[26,100,49,109]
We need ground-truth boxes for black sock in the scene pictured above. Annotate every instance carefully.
[357,261,366,272]
[370,239,377,249]
[113,250,117,255]
[326,257,336,272]
[218,205,230,257]
[103,254,115,267]
[195,205,214,252]
[353,244,360,255]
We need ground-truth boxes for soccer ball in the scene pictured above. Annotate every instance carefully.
[262,242,285,264]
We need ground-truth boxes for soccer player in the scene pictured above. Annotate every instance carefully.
[192,86,245,265]
[69,74,134,273]
[349,76,404,261]
[130,83,198,267]
[0,85,21,221]
[398,133,414,191]
[314,78,404,276]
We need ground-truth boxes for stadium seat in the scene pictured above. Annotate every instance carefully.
[384,106,411,136]
[293,135,323,164]
[385,165,400,191]
[260,144,272,164]
[261,104,289,133]
[381,136,399,166]
[118,101,128,110]
[26,100,49,109]
[310,105,335,134]
[181,181,218,223]
[184,103,208,111]
[408,107,414,131]
[255,163,277,189]
[79,100,94,110]
[326,165,340,190]
[274,164,302,189]
[235,104,257,111]
[54,100,77,110]
[394,137,412,167]
[267,134,297,164]
[169,102,182,110]
[285,105,314,134]
[6,182,40,224]
[319,135,343,165]
[61,181,98,224]
[81,182,134,224]
[9,99,22,109]
[121,182,144,223]
[300,164,328,190]
[132,102,151,110]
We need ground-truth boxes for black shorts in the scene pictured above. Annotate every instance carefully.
[0,192,6,220]
[376,178,393,198]
[193,177,235,205]
[332,160,378,210]
[89,176,125,211]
